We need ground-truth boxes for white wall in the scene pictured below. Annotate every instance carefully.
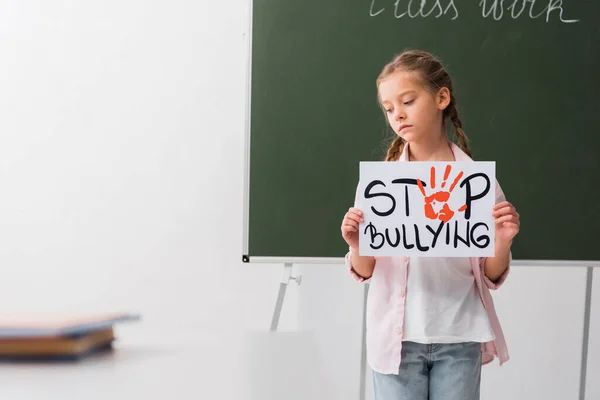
[0,1,301,398]
[298,264,367,400]
[479,266,589,400]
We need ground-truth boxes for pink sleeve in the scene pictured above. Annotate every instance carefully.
[480,179,511,290]
[346,248,372,283]
[345,183,372,283]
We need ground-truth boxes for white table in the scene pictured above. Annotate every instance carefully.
[0,331,332,400]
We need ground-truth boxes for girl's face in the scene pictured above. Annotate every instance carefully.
[378,71,450,145]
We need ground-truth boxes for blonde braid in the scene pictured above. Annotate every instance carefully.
[446,98,472,158]
[384,136,406,161]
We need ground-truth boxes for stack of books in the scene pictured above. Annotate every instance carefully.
[0,313,140,361]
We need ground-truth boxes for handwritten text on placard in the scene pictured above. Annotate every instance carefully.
[358,161,496,257]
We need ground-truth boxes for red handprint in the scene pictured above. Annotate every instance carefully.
[416,165,467,223]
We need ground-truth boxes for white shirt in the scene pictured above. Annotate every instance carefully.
[402,256,495,344]
[347,142,511,374]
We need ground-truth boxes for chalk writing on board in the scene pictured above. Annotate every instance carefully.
[370,0,459,19]
[479,0,579,22]
[370,0,579,23]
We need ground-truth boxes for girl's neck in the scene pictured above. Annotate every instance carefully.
[407,136,454,162]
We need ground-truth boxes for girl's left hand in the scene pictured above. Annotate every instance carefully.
[493,201,520,245]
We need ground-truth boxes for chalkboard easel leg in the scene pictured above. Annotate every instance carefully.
[270,263,301,332]
[579,266,594,400]
[359,284,369,400]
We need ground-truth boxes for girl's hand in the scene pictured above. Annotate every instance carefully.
[341,207,364,250]
[493,201,520,246]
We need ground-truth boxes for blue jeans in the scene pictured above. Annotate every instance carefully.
[372,341,482,400]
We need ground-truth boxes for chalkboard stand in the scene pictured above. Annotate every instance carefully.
[270,263,302,332]
[579,266,594,400]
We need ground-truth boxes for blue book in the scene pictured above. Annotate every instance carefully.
[0,313,141,338]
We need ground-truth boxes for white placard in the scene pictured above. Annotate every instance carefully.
[358,161,495,257]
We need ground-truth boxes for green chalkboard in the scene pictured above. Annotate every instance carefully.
[245,0,599,262]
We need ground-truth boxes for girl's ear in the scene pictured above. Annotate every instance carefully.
[437,87,451,111]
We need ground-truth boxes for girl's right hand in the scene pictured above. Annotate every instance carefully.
[341,207,364,250]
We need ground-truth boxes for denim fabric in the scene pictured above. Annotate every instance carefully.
[372,341,482,400]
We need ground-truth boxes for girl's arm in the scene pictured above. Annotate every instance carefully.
[484,240,512,282]
[485,199,520,282]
